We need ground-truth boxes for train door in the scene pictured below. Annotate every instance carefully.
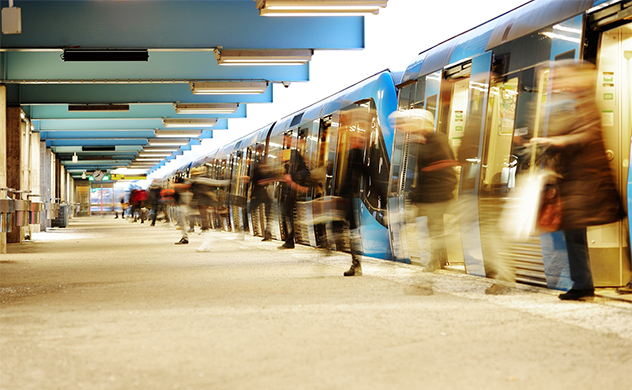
[584,4,632,287]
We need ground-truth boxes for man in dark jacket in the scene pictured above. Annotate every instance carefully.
[278,130,310,249]
[248,143,274,241]
[392,109,458,272]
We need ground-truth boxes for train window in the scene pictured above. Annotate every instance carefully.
[333,100,389,225]
[412,78,426,109]
[425,70,441,123]
[398,84,413,110]
[481,75,519,191]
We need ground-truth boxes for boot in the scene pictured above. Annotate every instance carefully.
[344,256,362,276]
[262,231,272,242]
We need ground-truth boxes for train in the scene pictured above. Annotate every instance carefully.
[163,0,632,289]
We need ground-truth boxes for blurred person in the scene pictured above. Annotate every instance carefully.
[147,180,162,226]
[159,186,175,225]
[172,177,191,245]
[339,129,369,276]
[278,130,310,249]
[530,60,624,301]
[390,109,458,273]
[189,166,230,252]
[247,143,274,241]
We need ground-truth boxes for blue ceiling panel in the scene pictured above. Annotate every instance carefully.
[0,1,364,49]
[9,84,273,105]
[5,52,310,82]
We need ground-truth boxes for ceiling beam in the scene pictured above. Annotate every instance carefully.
[0,1,364,49]
[6,84,274,105]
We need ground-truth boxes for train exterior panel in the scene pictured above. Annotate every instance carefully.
[390,0,631,288]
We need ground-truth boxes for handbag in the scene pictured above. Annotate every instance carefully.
[537,183,562,232]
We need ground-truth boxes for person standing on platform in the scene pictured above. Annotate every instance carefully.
[247,143,274,241]
[278,130,310,250]
[530,60,624,301]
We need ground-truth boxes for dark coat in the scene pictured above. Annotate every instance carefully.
[408,132,457,204]
[545,95,623,230]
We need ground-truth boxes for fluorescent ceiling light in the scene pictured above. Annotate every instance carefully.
[68,104,130,112]
[148,139,191,146]
[139,152,174,157]
[142,147,180,152]
[62,49,149,62]
[255,0,387,16]
[215,49,313,66]
[190,81,268,95]
[174,103,239,114]
[162,118,217,128]
[155,130,202,138]
[135,158,164,162]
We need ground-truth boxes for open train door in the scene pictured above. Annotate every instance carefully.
[584,0,632,287]
[456,51,493,277]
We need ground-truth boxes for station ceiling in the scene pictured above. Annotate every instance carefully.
[0,0,377,177]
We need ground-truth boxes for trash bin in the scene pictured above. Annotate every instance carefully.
[51,204,68,228]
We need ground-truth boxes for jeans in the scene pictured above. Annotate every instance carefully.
[564,228,594,290]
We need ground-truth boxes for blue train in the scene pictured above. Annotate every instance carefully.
[167,0,632,289]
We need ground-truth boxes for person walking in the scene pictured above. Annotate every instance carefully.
[278,130,310,249]
[530,60,624,301]
[172,177,191,245]
[390,109,458,273]
[248,143,274,241]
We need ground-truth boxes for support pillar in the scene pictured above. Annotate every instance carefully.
[0,85,6,253]
[6,107,21,244]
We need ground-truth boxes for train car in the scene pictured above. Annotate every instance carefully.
[183,70,398,260]
[388,0,631,288]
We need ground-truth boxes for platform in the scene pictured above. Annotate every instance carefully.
[1,217,631,390]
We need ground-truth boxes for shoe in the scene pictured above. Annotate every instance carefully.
[262,233,272,242]
[344,258,362,276]
[485,283,512,295]
[175,238,189,245]
[150,223,155,226]
[616,283,632,294]
[278,243,294,249]
[176,226,183,230]
[559,289,594,301]
[188,228,195,233]
[196,243,211,252]
[344,264,362,276]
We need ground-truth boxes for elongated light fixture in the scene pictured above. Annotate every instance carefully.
[155,130,202,138]
[142,147,181,152]
[148,139,191,146]
[174,103,239,114]
[162,118,217,128]
[190,81,268,95]
[72,152,78,163]
[138,152,174,157]
[215,49,312,66]
[255,0,387,16]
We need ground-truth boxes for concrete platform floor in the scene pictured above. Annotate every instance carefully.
[1,216,631,390]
